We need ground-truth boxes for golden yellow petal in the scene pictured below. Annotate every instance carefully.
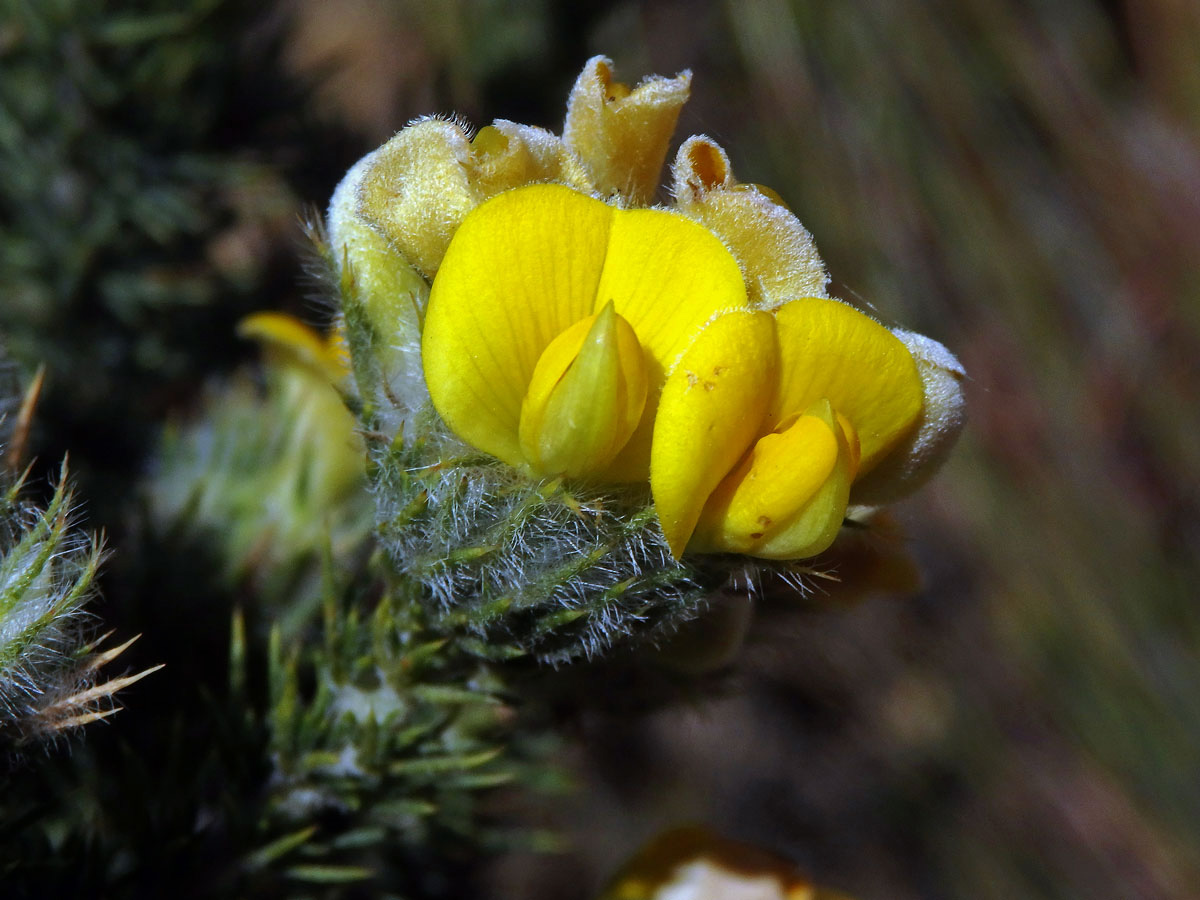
[769,299,924,475]
[563,56,691,204]
[600,207,748,370]
[692,399,852,560]
[598,204,750,479]
[651,310,778,557]
[423,185,613,467]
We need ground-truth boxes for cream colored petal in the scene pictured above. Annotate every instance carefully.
[563,55,691,204]
[327,148,429,353]
[356,117,478,278]
[471,120,593,196]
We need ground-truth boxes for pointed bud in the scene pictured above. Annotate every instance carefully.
[563,56,691,204]
[519,302,648,478]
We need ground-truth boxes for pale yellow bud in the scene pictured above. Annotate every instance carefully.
[469,120,592,197]
[563,55,691,205]
[354,117,594,281]
[671,134,829,307]
[518,302,648,478]
[356,117,477,278]
[850,331,967,505]
[327,149,428,354]
[671,132,735,200]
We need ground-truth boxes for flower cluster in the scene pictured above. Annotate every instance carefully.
[330,56,964,568]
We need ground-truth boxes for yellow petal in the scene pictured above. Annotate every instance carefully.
[600,208,748,369]
[692,400,852,560]
[768,298,923,475]
[597,205,750,479]
[563,56,691,204]
[651,310,778,557]
[519,302,648,477]
[672,135,828,307]
[423,185,613,467]
[239,312,348,383]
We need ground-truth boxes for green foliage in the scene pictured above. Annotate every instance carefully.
[0,463,107,746]
[152,366,374,638]
[0,0,301,512]
[0,547,545,898]
[246,581,531,895]
[371,425,711,665]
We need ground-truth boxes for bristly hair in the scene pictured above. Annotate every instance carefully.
[0,462,159,750]
[341,281,836,666]
[297,205,344,327]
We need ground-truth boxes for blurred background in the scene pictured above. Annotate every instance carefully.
[3,0,1199,897]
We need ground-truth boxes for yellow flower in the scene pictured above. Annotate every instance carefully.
[332,56,965,567]
[651,299,924,560]
[238,311,351,385]
[422,182,748,481]
[422,182,932,562]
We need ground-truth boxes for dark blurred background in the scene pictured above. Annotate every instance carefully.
[3,1,1199,897]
